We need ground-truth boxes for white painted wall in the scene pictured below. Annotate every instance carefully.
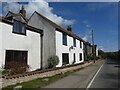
[0,22,41,71]
[96,48,98,56]
[0,22,2,69]
[28,12,56,69]
[56,31,84,67]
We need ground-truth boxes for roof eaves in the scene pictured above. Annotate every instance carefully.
[5,11,28,23]
[32,11,85,42]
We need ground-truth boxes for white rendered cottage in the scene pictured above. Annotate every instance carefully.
[28,11,85,68]
[0,11,43,71]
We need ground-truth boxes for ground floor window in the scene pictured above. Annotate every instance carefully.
[80,53,82,61]
[62,53,69,65]
[73,53,76,64]
[5,50,28,69]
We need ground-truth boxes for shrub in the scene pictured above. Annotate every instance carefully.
[86,54,93,60]
[5,61,30,75]
[96,56,101,60]
[2,69,11,75]
[48,55,59,68]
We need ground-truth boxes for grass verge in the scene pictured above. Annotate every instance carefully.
[2,66,85,90]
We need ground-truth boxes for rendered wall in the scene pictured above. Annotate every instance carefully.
[56,31,84,67]
[0,22,2,69]
[28,12,56,68]
[0,22,41,71]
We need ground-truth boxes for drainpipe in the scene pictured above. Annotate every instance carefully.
[40,32,43,70]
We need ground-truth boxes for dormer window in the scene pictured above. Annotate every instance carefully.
[13,20,26,35]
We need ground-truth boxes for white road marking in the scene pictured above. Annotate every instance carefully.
[86,63,104,89]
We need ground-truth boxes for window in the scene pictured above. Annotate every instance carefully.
[73,53,75,63]
[80,41,82,48]
[73,38,76,47]
[5,50,28,68]
[63,33,67,45]
[13,20,26,35]
[79,53,82,61]
[62,53,69,65]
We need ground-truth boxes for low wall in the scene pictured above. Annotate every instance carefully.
[1,61,94,88]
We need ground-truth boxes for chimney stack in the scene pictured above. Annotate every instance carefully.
[19,5,26,17]
[67,25,72,32]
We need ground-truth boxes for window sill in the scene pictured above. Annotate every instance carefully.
[12,32,26,36]
[63,44,67,46]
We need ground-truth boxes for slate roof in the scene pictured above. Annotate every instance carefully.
[5,11,28,23]
[30,11,86,43]
[2,11,90,44]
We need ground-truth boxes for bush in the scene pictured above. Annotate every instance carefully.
[95,56,100,60]
[5,61,30,75]
[86,54,93,60]
[2,69,11,75]
[48,55,59,68]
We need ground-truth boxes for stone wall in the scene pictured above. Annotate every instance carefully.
[1,61,93,88]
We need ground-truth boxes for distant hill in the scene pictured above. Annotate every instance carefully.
[98,50,119,60]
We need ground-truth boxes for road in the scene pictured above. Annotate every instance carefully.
[89,59,120,88]
[43,59,119,89]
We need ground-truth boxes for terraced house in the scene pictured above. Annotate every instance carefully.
[0,6,98,71]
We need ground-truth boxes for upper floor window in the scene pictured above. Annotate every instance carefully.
[63,33,67,45]
[13,20,26,35]
[73,38,76,47]
[80,41,82,48]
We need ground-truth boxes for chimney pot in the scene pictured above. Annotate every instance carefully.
[19,5,26,17]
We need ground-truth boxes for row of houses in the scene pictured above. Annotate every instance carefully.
[0,6,98,71]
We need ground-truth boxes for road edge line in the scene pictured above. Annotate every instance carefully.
[86,63,104,89]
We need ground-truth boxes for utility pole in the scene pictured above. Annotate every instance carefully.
[92,30,95,63]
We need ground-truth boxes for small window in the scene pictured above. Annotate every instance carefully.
[63,33,67,45]
[73,38,76,47]
[13,20,26,35]
[73,53,75,63]
[79,53,82,61]
[80,41,82,48]
[62,53,69,65]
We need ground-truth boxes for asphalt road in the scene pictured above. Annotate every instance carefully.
[43,59,119,89]
[89,59,120,88]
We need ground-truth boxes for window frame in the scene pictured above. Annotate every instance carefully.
[73,53,76,63]
[79,53,82,61]
[73,38,76,47]
[62,33,67,46]
[13,20,26,35]
[5,50,28,68]
[80,41,82,48]
[62,53,69,65]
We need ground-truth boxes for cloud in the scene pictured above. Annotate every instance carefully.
[86,24,91,28]
[82,20,91,28]
[82,20,92,41]
[2,0,75,26]
[82,30,92,41]
[98,45,105,51]
[82,35,90,41]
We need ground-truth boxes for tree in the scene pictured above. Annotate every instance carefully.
[98,50,106,58]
